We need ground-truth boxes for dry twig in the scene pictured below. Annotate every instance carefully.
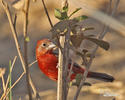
[23,0,32,99]
[1,1,39,99]
[73,0,120,100]
[1,75,6,93]
[5,56,17,91]
[1,60,38,100]
[1,0,26,73]
[41,0,53,28]
[57,0,69,100]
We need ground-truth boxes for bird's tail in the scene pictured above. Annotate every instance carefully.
[88,71,114,82]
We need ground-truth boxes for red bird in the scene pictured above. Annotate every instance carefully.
[36,39,114,82]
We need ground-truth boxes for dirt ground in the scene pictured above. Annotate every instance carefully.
[0,0,125,100]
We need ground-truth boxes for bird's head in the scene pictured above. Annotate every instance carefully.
[36,39,56,56]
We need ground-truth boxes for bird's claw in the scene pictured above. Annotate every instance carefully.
[56,63,59,68]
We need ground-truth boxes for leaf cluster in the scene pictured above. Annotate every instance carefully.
[52,5,110,86]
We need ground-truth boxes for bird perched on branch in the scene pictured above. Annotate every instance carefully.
[36,39,114,82]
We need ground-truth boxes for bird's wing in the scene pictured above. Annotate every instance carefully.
[53,51,82,69]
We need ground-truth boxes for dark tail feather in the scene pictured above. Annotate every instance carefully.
[88,72,114,82]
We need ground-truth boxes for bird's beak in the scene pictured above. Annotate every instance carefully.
[47,42,57,50]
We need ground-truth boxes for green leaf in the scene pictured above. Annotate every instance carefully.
[54,8,68,20]
[61,12,68,20]
[54,8,62,19]
[25,36,30,42]
[85,37,110,50]
[62,5,68,12]
[74,15,88,22]
[69,8,82,18]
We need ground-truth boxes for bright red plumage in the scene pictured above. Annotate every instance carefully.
[36,39,114,82]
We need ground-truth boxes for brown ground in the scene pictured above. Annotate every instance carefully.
[0,0,125,100]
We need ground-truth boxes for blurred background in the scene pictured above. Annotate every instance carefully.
[0,0,125,100]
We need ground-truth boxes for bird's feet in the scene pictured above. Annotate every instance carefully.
[56,63,59,68]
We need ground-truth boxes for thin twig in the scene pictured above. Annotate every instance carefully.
[29,60,37,67]
[1,1,38,99]
[73,0,120,100]
[111,0,120,16]
[23,0,32,99]
[1,0,26,72]
[67,61,74,83]
[67,61,74,91]
[29,75,41,100]
[2,56,17,100]
[2,76,6,93]
[5,56,17,91]
[13,14,17,28]
[41,0,53,28]
[2,72,25,100]
[1,60,37,100]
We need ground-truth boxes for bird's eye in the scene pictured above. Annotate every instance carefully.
[42,43,46,47]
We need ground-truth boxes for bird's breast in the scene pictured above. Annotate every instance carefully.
[37,53,58,80]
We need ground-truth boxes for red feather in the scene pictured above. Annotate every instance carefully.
[36,39,114,82]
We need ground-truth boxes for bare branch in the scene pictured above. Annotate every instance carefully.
[0,68,6,94]
[1,1,39,99]
[73,0,120,100]
[13,14,17,29]
[1,60,38,100]
[1,0,26,72]
[29,75,41,100]
[29,60,37,67]
[23,0,32,99]
[57,0,68,100]
[2,72,25,100]
[41,0,53,28]
[2,75,6,93]
[5,56,17,91]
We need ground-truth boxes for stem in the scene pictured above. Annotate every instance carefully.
[41,0,53,28]
[5,56,17,91]
[57,1,68,100]
[2,76,6,93]
[57,47,64,100]
[73,0,120,100]
[23,0,32,99]
[1,0,26,73]
[1,1,38,99]
[1,60,37,100]
[9,60,12,100]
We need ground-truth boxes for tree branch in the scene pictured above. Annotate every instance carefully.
[41,0,53,28]
[73,0,120,100]
[23,0,32,99]
[57,1,68,100]
[1,60,38,100]
[1,0,26,73]
[1,1,39,99]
